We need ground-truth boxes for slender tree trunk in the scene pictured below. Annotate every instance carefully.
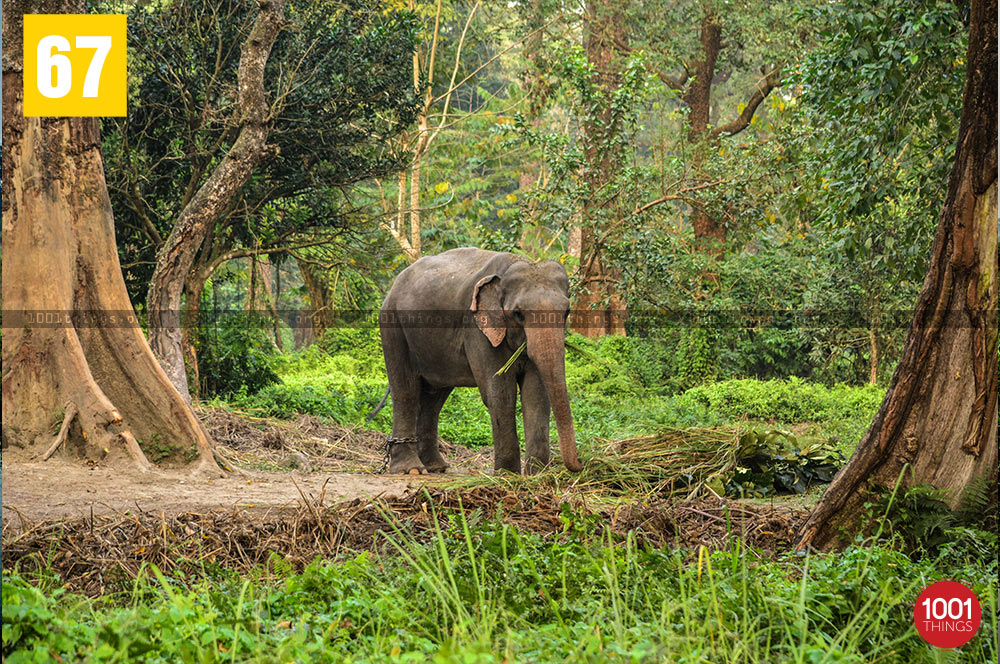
[246,257,281,349]
[146,0,285,399]
[410,120,428,259]
[2,0,216,472]
[182,272,207,400]
[574,0,628,338]
[868,328,879,386]
[798,0,998,550]
[297,258,334,340]
[273,261,283,349]
[684,14,727,247]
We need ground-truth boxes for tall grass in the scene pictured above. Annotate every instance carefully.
[9,499,993,663]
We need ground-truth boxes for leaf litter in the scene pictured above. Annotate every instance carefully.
[2,409,815,596]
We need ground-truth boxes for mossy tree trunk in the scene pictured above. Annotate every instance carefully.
[574,0,628,338]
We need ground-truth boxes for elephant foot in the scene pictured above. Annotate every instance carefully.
[387,441,427,475]
[523,456,550,475]
[493,459,522,475]
[419,448,449,473]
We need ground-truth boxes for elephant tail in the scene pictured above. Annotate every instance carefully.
[367,386,391,421]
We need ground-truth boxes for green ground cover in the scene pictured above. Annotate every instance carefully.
[4,503,997,663]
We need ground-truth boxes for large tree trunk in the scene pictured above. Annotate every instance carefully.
[574,0,628,338]
[146,0,285,400]
[797,0,998,550]
[1,0,216,472]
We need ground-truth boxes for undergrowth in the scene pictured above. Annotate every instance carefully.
[4,502,997,663]
[220,328,882,458]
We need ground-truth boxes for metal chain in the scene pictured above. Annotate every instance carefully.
[376,436,417,474]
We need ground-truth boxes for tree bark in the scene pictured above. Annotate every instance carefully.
[672,13,782,248]
[182,272,206,400]
[2,0,217,472]
[683,14,727,247]
[146,0,285,400]
[574,0,629,338]
[797,0,998,550]
[297,257,334,340]
[246,257,281,350]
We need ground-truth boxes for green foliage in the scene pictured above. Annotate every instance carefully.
[801,0,966,232]
[102,0,420,305]
[137,433,178,464]
[196,312,280,399]
[677,377,884,424]
[674,328,717,390]
[2,580,89,662]
[792,0,966,361]
[871,481,999,564]
[5,506,998,663]
[238,346,386,423]
[731,429,844,496]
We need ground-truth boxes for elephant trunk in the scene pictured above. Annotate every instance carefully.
[526,326,582,472]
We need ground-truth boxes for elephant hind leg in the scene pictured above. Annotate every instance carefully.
[417,384,452,473]
[382,324,426,474]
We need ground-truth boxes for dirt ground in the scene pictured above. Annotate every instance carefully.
[2,408,812,596]
[1,460,450,525]
[2,407,491,526]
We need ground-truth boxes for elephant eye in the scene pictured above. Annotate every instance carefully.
[513,308,525,322]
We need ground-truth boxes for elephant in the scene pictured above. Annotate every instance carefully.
[379,247,582,475]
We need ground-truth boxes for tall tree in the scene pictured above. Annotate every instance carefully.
[638,0,814,247]
[114,0,419,399]
[797,0,997,550]
[1,0,216,471]
[144,0,286,400]
[575,0,630,336]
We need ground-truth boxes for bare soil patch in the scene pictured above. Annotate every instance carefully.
[199,407,491,475]
[3,406,810,597]
[2,406,491,525]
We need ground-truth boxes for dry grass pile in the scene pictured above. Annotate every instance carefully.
[460,428,743,500]
[199,407,491,473]
[472,426,839,500]
[2,485,804,596]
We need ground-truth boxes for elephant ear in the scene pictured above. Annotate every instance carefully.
[470,275,506,347]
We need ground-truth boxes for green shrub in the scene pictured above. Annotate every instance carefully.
[196,311,280,398]
[675,378,881,436]
[2,578,92,662]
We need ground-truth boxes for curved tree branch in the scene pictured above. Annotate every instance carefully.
[711,65,783,139]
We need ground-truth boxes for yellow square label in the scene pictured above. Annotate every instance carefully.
[23,14,127,117]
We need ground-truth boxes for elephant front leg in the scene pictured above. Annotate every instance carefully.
[520,368,551,475]
[485,378,520,473]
